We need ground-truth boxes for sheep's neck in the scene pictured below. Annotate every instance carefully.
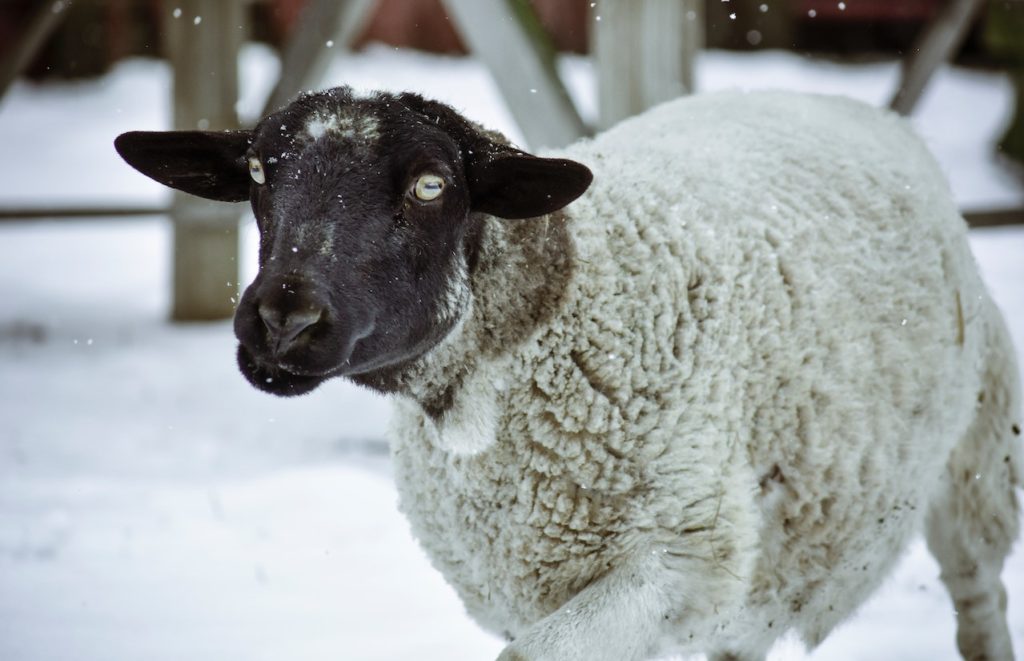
[351,210,575,417]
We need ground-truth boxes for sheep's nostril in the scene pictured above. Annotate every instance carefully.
[258,303,323,355]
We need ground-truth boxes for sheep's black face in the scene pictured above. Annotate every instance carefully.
[114,87,591,397]
[233,90,483,395]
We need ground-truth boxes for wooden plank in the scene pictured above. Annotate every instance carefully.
[0,206,168,221]
[261,0,377,118]
[0,0,69,103]
[801,0,942,20]
[964,208,1024,228]
[3,206,1019,228]
[594,0,702,130]
[164,0,244,321]
[889,0,986,115]
[444,0,587,149]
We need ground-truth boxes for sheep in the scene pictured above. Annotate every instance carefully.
[115,86,1022,661]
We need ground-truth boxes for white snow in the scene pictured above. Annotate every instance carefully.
[0,44,1021,661]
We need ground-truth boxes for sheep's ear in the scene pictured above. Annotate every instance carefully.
[393,91,591,218]
[468,153,592,220]
[114,130,253,202]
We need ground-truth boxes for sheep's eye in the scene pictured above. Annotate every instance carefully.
[248,156,266,185]
[413,174,445,201]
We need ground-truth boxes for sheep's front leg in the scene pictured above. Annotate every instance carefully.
[496,556,678,661]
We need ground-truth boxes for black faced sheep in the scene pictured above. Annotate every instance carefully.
[116,87,1021,661]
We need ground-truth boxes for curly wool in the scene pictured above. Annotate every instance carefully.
[388,91,1020,656]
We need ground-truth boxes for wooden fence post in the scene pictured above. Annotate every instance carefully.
[593,0,703,130]
[163,0,245,321]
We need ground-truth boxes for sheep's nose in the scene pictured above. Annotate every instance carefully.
[258,303,322,355]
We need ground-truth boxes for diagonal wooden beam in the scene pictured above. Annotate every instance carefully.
[890,0,987,115]
[0,0,70,104]
[443,0,587,149]
[261,0,377,119]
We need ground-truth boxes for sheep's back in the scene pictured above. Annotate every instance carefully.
[551,90,991,644]
[559,90,985,478]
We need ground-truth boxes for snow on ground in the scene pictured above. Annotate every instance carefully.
[0,44,1021,661]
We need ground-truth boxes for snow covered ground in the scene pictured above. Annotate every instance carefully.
[0,43,1021,660]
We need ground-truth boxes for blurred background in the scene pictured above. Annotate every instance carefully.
[0,1,1022,660]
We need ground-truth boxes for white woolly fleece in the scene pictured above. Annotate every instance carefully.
[388,91,1022,660]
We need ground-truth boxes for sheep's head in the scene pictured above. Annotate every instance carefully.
[115,87,592,396]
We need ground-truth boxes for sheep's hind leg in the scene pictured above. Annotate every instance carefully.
[925,313,1021,661]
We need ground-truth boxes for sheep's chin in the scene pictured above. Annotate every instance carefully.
[236,344,326,397]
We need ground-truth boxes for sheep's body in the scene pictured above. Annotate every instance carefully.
[390,92,1021,659]
[115,86,1020,660]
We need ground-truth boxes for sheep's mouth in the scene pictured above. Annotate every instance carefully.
[236,344,328,397]
[234,317,381,396]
